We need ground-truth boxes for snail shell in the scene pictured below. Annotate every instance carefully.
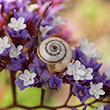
[37,37,73,74]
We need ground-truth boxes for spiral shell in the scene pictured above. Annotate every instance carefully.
[37,37,73,74]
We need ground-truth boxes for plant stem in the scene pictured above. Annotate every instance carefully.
[36,2,53,44]
[10,71,17,105]
[40,88,46,106]
[37,2,53,32]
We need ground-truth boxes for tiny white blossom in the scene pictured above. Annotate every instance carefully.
[40,26,53,37]
[19,70,36,86]
[83,48,103,61]
[9,45,23,58]
[89,82,105,99]
[0,36,11,54]
[27,4,39,12]
[92,104,104,110]
[80,37,94,50]
[8,17,26,31]
[80,37,103,61]
[91,48,103,61]
[52,15,65,27]
[67,60,93,81]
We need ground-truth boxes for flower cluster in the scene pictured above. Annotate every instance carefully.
[0,0,110,110]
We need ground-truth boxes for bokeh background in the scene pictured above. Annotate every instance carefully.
[0,0,110,110]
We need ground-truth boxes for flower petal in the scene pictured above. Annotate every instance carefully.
[94,93,100,99]
[96,82,103,89]
[11,17,18,24]
[17,45,23,52]
[24,80,30,86]
[74,74,80,80]
[77,69,85,76]
[98,90,105,95]
[8,23,14,28]
[29,79,35,85]
[18,17,25,24]
[3,36,8,45]
[73,60,81,70]
[19,74,26,80]
[31,73,36,79]
[98,104,104,110]
[89,89,93,95]
[24,70,30,76]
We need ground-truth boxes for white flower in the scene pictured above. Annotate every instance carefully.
[80,37,103,61]
[0,36,11,54]
[19,70,36,86]
[92,104,104,110]
[9,45,23,58]
[80,37,94,50]
[82,48,103,61]
[27,4,39,12]
[52,15,65,27]
[89,82,105,99]
[8,17,26,31]
[91,48,103,60]
[40,26,53,37]
[67,60,93,81]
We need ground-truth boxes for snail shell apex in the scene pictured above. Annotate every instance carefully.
[37,37,73,74]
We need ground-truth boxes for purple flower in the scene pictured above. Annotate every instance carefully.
[80,55,102,72]
[101,73,110,87]
[6,52,27,71]
[6,62,22,71]
[29,55,51,84]
[92,72,102,84]
[1,0,15,13]
[73,46,102,72]
[16,7,33,22]
[15,0,30,8]
[104,80,110,88]
[40,16,53,26]
[15,73,28,91]
[104,105,110,110]
[73,84,90,103]
[11,52,27,63]
[11,29,31,39]
[37,1,65,15]
[49,74,63,89]
[0,46,11,57]
[15,71,39,91]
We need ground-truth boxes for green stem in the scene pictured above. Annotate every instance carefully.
[37,2,53,44]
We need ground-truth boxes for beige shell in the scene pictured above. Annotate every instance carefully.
[37,37,73,74]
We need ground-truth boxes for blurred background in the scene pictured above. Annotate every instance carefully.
[0,0,110,110]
